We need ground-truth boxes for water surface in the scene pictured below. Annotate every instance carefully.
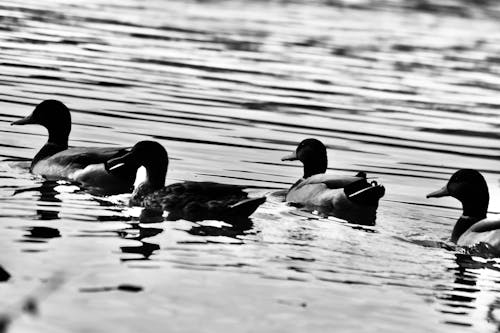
[1,0,500,332]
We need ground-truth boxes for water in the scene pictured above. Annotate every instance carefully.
[1,0,500,331]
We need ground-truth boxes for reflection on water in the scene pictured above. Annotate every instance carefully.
[1,0,500,332]
[118,222,162,261]
[436,254,500,329]
[21,226,60,241]
[0,266,10,282]
[13,181,61,220]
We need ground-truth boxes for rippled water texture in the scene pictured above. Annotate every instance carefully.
[2,0,500,332]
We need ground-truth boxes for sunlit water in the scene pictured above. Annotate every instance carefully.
[1,0,500,332]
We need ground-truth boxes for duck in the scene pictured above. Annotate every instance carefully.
[427,169,500,250]
[281,138,385,225]
[106,140,266,222]
[11,99,138,194]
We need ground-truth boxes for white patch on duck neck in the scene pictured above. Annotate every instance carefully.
[130,166,156,204]
[134,166,147,188]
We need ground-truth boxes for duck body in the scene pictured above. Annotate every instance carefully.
[427,169,500,253]
[282,139,384,225]
[106,141,266,222]
[457,217,500,249]
[285,174,364,205]
[34,146,137,195]
[134,181,265,222]
[32,146,127,177]
[12,100,137,194]
[286,175,382,224]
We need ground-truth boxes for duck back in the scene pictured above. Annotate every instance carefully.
[286,177,383,225]
[33,147,134,177]
[135,181,264,222]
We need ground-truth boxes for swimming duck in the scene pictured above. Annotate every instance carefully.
[282,138,385,225]
[11,100,137,194]
[427,169,500,250]
[106,140,266,222]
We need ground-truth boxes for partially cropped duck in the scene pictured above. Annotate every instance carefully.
[282,138,385,225]
[11,100,137,194]
[427,169,500,250]
[106,140,266,222]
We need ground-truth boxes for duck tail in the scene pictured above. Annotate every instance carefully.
[344,178,385,206]
[228,197,266,218]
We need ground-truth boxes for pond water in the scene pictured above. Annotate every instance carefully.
[2,0,500,332]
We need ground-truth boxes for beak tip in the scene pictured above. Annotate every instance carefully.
[281,152,298,162]
[11,119,29,126]
[426,186,449,199]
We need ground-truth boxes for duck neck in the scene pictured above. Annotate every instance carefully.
[451,193,488,242]
[462,200,488,220]
[47,126,70,147]
[303,158,327,178]
[146,172,165,191]
[451,216,483,243]
[145,164,167,191]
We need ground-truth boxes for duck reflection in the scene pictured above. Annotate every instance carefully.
[22,226,61,241]
[186,218,254,239]
[487,298,500,330]
[13,180,61,220]
[13,180,164,260]
[438,253,500,329]
[439,254,479,321]
[118,208,163,261]
[0,265,10,282]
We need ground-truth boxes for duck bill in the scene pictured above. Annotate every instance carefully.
[106,152,134,173]
[11,113,36,126]
[281,152,298,161]
[426,186,449,198]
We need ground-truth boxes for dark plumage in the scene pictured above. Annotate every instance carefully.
[11,100,137,194]
[282,138,385,224]
[427,169,500,250]
[107,141,266,222]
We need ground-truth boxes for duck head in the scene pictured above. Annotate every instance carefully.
[282,138,328,178]
[106,140,168,191]
[11,100,71,146]
[427,169,489,219]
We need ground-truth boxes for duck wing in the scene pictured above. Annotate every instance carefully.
[44,146,137,181]
[298,174,364,189]
[458,218,500,250]
[141,181,265,222]
[49,146,131,168]
[299,173,384,205]
[468,218,500,233]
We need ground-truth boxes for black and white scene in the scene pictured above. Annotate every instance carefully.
[1,0,500,332]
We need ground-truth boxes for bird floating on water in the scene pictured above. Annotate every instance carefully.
[11,100,137,194]
[106,140,266,222]
[427,169,500,253]
[282,138,385,225]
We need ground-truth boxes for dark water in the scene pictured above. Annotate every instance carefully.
[1,0,500,332]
